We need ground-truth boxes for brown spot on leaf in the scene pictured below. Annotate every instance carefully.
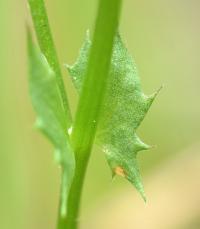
[114,166,126,177]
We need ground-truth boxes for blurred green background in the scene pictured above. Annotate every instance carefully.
[1,0,200,228]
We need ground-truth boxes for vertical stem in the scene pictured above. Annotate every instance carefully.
[57,0,122,228]
[28,0,72,126]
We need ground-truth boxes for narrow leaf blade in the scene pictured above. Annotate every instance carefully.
[28,31,75,216]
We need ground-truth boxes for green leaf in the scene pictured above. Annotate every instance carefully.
[28,0,72,124]
[66,32,159,200]
[28,31,75,216]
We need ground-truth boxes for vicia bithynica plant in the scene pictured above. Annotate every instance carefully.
[27,0,159,228]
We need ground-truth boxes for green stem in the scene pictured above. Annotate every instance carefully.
[28,0,72,127]
[57,0,122,228]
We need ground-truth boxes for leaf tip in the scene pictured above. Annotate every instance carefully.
[147,85,163,103]
[132,177,147,202]
[141,191,147,203]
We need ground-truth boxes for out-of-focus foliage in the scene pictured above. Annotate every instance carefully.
[28,33,75,217]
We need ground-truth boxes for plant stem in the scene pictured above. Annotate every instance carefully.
[57,0,122,228]
[28,0,72,127]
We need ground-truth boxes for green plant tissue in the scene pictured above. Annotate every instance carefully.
[66,32,160,200]
[28,32,75,216]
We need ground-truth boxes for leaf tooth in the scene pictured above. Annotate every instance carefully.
[145,85,163,105]
[133,135,151,154]
[64,63,72,71]
[65,63,75,78]
[136,140,151,153]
